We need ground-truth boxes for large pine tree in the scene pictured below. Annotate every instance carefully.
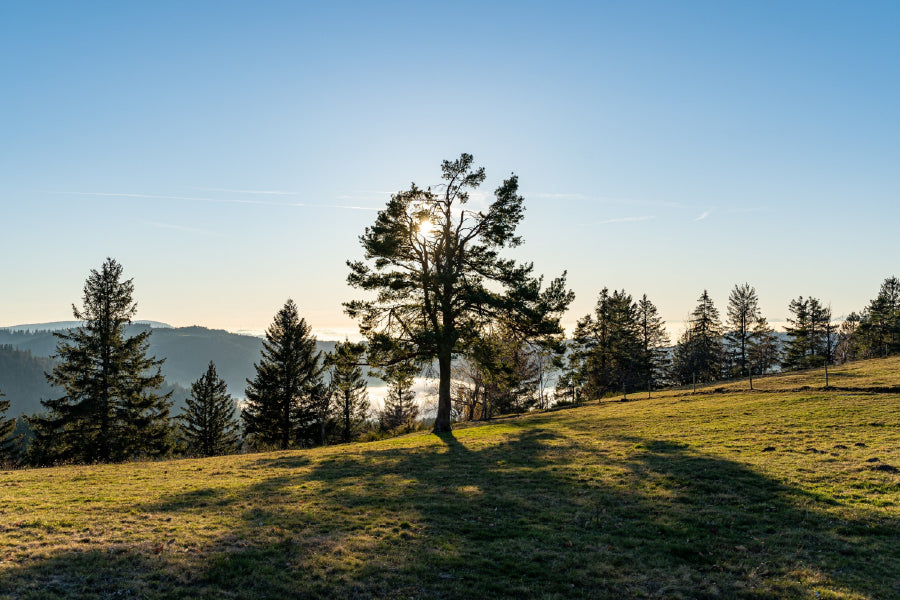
[32,258,171,464]
[325,340,369,443]
[346,154,573,432]
[242,299,323,449]
[725,283,762,388]
[636,294,670,398]
[179,361,241,457]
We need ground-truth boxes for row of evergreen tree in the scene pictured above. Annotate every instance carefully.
[1,258,898,466]
[552,277,900,402]
[0,259,423,467]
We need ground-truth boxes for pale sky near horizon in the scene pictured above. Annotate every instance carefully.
[2,2,898,340]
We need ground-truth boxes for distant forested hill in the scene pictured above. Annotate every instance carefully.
[0,325,348,417]
[0,345,192,417]
[0,346,59,416]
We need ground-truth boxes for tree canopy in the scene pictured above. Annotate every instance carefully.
[672,290,724,385]
[31,258,171,464]
[346,154,573,432]
[243,299,323,449]
[324,340,369,443]
[179,361,240,457]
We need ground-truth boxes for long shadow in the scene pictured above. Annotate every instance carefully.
[1,429,898,599]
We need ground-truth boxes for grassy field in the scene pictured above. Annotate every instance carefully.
[1,358,899,599]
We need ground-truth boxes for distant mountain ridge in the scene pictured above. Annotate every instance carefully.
[2,320,173,332]
[0,323,362,417]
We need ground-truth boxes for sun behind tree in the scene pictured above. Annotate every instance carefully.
[346,153,573,432]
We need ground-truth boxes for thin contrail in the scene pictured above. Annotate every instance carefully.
[45,190,379,210]
[597,215,655,225]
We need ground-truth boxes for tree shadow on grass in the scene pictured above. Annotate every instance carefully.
[1,430,899,599]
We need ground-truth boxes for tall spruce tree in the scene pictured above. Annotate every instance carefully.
[725,283,762,389]
[782,297,811,370]
[243,299,323,449]
[346,154,573,432]
[857,276,900,357]
[179,362,240,457]
[672,290,724,385]
[573,289,640,400]
[782,296,830,370]
[32,258,171,464]
[636,294,670,398]
[325,340,369,443]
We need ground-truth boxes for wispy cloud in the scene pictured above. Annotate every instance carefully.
[597,215,656,225]
[45,190,379,210]
[143,221,219,236]
[318,204,379,211]
[535,192,685,209]
[725,206,769,214]
[693,211,710,221]
[533,192,588,200]
[194,187,300,196]
[50,190,291,206]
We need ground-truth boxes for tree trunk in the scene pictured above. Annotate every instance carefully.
[433,347,453,433]
[282,393,291,450]
[343,399,351,443]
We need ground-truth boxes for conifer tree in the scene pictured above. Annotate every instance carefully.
[783,296,830,370]
[179,362,240,457]
[725,283,762,389]
[325,340,369,443]
[572,289,640,400]
[243,299,323,449]
[378,364,420,431]
[782,296,811,370]
[672,290,724,385]
[857,276,900,357]
[32,258,171,464]
[636,294,670,398]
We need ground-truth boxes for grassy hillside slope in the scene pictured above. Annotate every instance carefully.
[1,358,899,599]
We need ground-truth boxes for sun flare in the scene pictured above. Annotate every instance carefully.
[418,218,435,236]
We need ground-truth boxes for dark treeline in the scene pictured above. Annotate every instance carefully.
[553,278,899,405]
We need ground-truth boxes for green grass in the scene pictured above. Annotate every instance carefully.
[2,358,900,599]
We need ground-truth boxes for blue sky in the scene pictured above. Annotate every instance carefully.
[1,1,898,338]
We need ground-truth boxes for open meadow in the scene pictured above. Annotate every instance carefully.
[1,358,899,599]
